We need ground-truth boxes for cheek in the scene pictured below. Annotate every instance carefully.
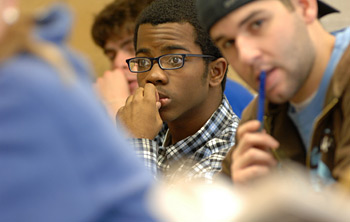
[266,72,295,103]
[222,49,238,63]
[222,50,246,74]
[176,72,207,96]
[229,60,256,89]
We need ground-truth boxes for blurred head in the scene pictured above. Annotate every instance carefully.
[91,0,154,94]
[132,0,228,124]
[197,0,338,104]
[0,0,19,42]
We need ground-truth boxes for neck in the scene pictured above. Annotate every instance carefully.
[291,21,335,104]
[167,89,222,144]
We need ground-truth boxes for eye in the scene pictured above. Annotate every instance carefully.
[222,39,235,49]
[104,50,116,61]
[250,19,264,31]
[138,59,150,68]
[167,55,183,67]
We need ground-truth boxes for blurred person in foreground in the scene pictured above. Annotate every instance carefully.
[0,0,157,221]
[117,0,240,183]
[91,0,253,118]
[149,163,350,221]
[197,0,350,188]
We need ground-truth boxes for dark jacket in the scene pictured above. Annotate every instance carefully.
[222,44,350,182]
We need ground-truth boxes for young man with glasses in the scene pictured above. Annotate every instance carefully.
[92,0,253,119]
[197,0,350,187]
[117,0,240,182]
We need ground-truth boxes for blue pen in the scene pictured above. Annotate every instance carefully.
[257,71,281,162]
[257,71,266,130]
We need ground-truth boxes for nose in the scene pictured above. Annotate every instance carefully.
[112,50,131,71]
[236,35,262,66]
[140,62,168,86]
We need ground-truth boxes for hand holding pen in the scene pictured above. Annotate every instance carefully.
[230,71,280,184]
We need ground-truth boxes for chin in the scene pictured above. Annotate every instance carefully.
[159,109,175,123]
[267,93,290,104]
[268,96,290,104]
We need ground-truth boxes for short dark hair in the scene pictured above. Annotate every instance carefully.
[134,0,227,91]
[91,0,154,48]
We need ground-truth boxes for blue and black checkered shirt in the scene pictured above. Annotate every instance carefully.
[129,96,239,183]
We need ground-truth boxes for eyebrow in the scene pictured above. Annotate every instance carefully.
[161,45,190,53]
[213,36,225,45]
[135,48,150,55]
[238,10,264,28]
[103,48,114,54]
[103,37,134,54]
[136,45,191,56]
[213,10,264,44]
[120,37,134,48]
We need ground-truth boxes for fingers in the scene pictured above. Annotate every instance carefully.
[232,165,271,184]
[236,120,261,139]
[231,120,280,184]
[235,120,279,156]
[131,83,161,109]
[234,147,277,170]
[143,83,157,102]
[94,77,104,93]
[156,101,161,110]
[116,83,163,140]
[235,131,279,156]
[232,148,278,183]
[125,87,144,105]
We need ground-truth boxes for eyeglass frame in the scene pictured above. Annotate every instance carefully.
[125,53,217,73]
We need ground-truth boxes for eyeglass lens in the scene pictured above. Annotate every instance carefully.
[129,54,184,72]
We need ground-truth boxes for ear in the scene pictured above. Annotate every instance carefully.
[208,57,227,88]
[295,0,318,23]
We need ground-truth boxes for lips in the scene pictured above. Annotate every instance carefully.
[259,67,279,93]
[157,92,170,107]
[256,67,275,81]
[255,67,273,91]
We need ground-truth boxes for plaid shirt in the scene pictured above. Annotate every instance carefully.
[129,96,239,182]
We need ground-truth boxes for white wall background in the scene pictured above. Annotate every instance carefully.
[320,0,350,31]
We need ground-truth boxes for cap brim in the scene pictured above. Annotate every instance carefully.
[317,0,339,18]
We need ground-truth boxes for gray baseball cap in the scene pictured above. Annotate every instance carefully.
[197,0,339,32]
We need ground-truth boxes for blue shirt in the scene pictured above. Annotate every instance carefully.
[288,27,350,187]
[0,4,156,221]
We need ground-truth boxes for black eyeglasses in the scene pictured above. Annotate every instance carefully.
[126,53,216,73]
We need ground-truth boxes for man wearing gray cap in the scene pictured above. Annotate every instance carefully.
[197,0,350,188]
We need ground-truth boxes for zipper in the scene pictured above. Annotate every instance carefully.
[306,97,339,168]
